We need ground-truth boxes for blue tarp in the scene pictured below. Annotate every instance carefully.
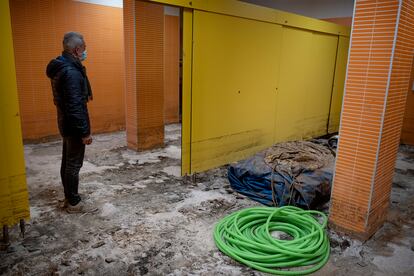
[228,150,333,209]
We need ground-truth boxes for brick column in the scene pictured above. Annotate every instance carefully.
[164,14,180,124]
[401,62,414,144]
[123,0,164,150]
[330,0,414,239]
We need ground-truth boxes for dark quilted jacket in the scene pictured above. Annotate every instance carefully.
[46,52,92,138]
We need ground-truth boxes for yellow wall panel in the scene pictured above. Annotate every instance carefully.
[191,11,282,172]
[0,0,30,226]
[181,9,193,175]
[303,32,338,138]
[275,28,338,142]
[329,36,350,133]
[187,11,344,173]
[274,27,313,142]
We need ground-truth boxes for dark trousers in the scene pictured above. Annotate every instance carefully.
[61,136,85,206]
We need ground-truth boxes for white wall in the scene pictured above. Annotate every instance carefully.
[240,0,354,19]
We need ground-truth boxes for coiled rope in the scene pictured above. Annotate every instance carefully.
[213,206,330,275]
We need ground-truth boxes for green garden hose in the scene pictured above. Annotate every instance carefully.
[213,206,330,275]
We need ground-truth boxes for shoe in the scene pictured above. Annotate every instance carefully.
[66,201,98,214]
[59,194,90,208]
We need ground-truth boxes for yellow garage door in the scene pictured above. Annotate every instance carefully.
[190,11,283,172]
[183,9,346,174]
[274,27,338,142]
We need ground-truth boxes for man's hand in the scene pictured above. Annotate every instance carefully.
[82,135,93,145]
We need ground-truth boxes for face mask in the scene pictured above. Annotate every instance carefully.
[80,50,87,61]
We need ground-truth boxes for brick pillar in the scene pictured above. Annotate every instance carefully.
[164,14,180,124]
[330,0,414,239]
[123,0,164,150]
[401,62,414,144]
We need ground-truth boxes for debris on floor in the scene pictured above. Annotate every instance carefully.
[228,140,335,209]
[0,125,413,275]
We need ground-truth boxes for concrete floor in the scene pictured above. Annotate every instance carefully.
[1,124,413,275]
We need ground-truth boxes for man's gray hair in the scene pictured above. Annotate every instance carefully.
[63,32,84,51]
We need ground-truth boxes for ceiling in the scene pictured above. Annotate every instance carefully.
[240,0,355,19]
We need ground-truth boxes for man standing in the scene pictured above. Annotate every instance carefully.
[46,32,95,213]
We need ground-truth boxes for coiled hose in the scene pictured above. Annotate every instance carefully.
[213,206,330,275]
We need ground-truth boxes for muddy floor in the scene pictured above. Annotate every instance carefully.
[1,124,413,275]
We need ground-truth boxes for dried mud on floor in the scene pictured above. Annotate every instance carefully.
[1,125,414,276]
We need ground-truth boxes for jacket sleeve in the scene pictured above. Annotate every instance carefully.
[51,80,59,106]
[62,68,90,137]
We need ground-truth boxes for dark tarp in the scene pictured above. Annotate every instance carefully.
[228,141,335,209]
